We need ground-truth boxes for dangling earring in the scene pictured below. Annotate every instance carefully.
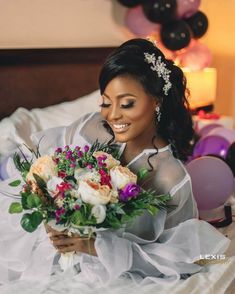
[155,106,161,122]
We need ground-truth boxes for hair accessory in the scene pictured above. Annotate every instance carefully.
[144,53,172,95]
[155,105,161,122]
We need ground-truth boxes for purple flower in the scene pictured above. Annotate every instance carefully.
[84,145,90,153]
[74,204,80,210]
[77,151,84,158]
[55,208,66,222]
[64,145,70,150]
[75,146,81,151]
[65,150,73,159]
[55,147,62,153]
[119,183,141,202]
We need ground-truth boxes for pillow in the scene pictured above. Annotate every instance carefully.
[0,90,99,156]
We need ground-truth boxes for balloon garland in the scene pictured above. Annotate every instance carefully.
[118,0,210,70]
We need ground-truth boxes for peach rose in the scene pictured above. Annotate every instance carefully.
[27,155,57,183]
[78,179,111,205]
[110,166,137,190]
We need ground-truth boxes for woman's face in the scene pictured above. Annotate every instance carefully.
[100,75,157,144]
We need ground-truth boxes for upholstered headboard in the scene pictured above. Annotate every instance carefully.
[0,47,115,119]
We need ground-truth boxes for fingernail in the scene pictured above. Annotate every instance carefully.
[48,233,52,237]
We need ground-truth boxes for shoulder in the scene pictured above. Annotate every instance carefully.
[147,149,190,195]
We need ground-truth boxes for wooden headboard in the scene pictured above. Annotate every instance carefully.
[0,47,115,120]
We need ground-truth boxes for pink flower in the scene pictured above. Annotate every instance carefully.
[57,182,72,193]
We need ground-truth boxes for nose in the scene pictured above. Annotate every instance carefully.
[108,105,122,121]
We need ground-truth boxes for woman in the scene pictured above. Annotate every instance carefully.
[0,39,230,288]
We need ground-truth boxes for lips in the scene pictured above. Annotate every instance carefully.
[110,123,131,133]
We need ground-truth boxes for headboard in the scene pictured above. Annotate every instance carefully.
[0,47,115,120]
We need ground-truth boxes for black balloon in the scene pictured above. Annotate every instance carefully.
[160,20,191,51]
[185,11,209,38]
[117,0,143,7]
[226,142,235,177]
[142,0,177,24]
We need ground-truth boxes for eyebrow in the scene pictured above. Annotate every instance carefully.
[103,93,137,99]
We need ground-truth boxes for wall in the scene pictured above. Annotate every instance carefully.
[0,0,234,117]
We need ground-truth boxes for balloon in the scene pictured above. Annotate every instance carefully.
[186,156,235,210]
[197,123,222,138]
[117,0,143,7]
[193,135,230,159]
[208,127,235,144]
[176,0,201,19]
[155,40,177,60]
[142,0,177,24]
[125,6,161,37]
[226,142,235,177]
[160,20,191,50]
[176,41,212,70]
[185,11,209,38]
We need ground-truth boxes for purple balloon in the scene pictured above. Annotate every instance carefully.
[125,6,161,37]
[176,0,201,19]
[186,156,235,210]
[207,127,235,144]
[193,135,230,159]
[197,123,222,138]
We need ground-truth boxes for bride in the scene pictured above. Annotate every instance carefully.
[0,38,230,292]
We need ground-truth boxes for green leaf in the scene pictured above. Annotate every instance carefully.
[8,202,23,214]
[147,205,158,216]
[71,210,83,226]
[21,192,30,209]
[137,168,148,181]
[8,180,21,187]
[31,211,43,227]
[20,212,43,233]
[26,193,42,208]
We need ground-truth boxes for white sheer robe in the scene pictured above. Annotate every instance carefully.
[0,112,230,289]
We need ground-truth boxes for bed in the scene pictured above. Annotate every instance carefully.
[0,47,235,294]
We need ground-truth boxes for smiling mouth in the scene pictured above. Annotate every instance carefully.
[111,123,130,133]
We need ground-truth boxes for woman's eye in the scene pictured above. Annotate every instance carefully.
[99,103,111,108]
[121,101,135,109]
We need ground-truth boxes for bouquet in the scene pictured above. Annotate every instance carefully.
[9,140,171,269]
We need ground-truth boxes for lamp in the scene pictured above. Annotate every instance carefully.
[182,68,217,110]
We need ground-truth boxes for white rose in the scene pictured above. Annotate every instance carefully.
[27,155,57,183]
[74,168,100,183]
[91,204,106,224]
[110,166,137,190]
[47,176,63,196]
[78,180,111,205]
[93,151,120,169]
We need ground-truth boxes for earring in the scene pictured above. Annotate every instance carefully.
[155,106,161,122]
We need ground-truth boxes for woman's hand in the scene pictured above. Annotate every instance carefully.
[45,225,97,256]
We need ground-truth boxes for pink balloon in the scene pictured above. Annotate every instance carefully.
[125,6,161,37]
[186,156,235,210]
[177,41,212,70]
[176,0,201,19]
[207,127,235,144]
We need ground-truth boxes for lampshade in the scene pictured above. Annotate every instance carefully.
[182,68,217,109]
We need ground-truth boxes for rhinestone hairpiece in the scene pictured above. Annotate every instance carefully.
[144,53,172,96]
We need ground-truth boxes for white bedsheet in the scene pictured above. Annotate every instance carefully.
[0,90,99,156]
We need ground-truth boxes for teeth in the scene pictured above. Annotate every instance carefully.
[113,124,129,129]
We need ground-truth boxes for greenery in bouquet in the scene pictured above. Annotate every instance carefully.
[9,140,171,234]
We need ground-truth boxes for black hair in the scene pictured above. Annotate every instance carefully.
[99,38,194,162]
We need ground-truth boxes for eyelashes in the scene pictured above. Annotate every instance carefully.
[99,101,135,109]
